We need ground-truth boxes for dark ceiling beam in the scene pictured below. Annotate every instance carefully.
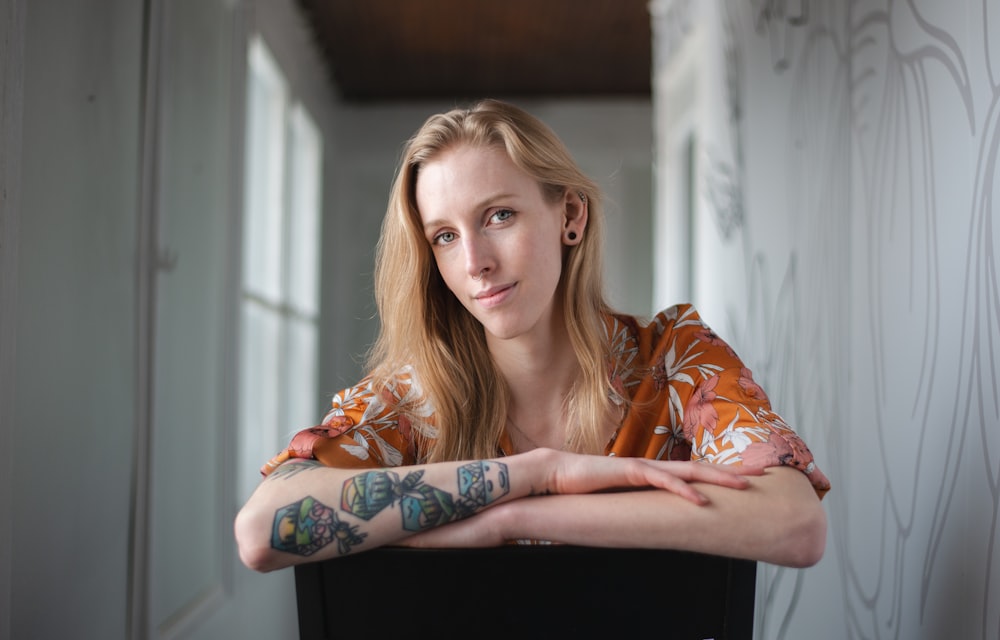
[296,0,651,102]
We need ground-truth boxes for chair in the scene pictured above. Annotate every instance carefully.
[295,545,756,639]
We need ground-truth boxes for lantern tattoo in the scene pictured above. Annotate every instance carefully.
[271,495,367,556]
[341,460,510,532]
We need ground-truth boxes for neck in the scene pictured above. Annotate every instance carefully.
[490,315,578,390]
[488,316,580,449]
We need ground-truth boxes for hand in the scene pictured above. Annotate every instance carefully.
[535,449,762,505]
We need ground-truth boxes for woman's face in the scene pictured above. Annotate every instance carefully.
[415,144,572,344]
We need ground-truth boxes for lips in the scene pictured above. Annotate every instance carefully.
[474,283,516,308]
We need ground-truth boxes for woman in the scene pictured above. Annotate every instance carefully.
[235,99,830,572]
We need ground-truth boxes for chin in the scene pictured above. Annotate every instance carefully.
[478,316,528,341]
[482,324,522,341]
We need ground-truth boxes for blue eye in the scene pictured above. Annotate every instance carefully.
[490,209,514,223]
[433,231,456,245]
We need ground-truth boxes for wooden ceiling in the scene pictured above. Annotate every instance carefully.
[296,0,652,102]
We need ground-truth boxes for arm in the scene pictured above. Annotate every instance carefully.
[233,447,755,572]
[400,465,825,568]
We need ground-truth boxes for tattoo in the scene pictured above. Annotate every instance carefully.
[342,460,511,532]
[458,459,510,507]
[268,461,510,557]
[267,459,324,481]
[271,496,367,556]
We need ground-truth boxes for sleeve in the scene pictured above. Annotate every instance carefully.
[259,374,424,476]
[646,305,831,498]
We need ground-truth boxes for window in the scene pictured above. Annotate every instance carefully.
[238,37,322,501]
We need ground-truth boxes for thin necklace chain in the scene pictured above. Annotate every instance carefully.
[506,415,567,451]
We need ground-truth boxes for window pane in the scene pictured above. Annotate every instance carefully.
[237,300,282,502]
[238,37,322,500]
[282,316,320,436]
[243,38,287,302]
[285,104,322,316]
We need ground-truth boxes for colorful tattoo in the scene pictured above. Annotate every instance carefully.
[271,496,367,556]
[341,461,510,532]
[458,459,510,506]
[269,461,510,557]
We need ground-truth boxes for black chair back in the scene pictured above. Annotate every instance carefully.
[295,546,756,639]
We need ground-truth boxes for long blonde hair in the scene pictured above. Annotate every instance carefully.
[367,99,617,462]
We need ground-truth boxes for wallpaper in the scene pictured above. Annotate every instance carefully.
[652,1,1000,638]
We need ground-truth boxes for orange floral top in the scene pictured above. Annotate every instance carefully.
[262,304,831,498]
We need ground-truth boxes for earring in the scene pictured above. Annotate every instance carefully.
[577,191,587,203]
[567,231,578,241]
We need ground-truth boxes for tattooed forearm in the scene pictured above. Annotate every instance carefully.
[267,459,325,481]
[458,459,510,507]
[268,460,510,558]
[342,460,511,532]
[271,496,367,556]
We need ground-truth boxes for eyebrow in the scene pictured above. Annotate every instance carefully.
[421,192,518,231]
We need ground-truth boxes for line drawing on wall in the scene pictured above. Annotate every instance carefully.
[739,2,852,638]
[654,1,999,636]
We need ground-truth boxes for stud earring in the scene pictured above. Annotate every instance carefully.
[567,231,578,241]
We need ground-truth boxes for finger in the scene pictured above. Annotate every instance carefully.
[684,463,754,488]
[646,460,761,487]
[554,454,754,496]
[628,461,751,498]
[601,460,708,504]
[646,472,710,504]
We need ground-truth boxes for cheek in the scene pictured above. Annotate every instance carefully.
[532,230,566,273]
[432,253,463,293]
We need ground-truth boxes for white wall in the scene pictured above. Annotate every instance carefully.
[7,1,144,637]
[653,1,1000,637]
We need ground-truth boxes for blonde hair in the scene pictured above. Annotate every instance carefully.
[367,99,617,462]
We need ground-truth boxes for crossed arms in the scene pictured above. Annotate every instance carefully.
[234,448,826,572]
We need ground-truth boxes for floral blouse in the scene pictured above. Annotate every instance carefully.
[262,304,831,498]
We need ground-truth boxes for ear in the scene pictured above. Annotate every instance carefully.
[562,189,588,246]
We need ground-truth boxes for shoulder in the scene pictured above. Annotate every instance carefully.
[261,367,438,475]
[607,304,718,353]
[649,303,708,337]
[603,304,714,398]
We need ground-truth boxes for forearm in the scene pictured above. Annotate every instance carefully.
[234,450,547,572]
[234,448,767,571]
[494,466,826,567]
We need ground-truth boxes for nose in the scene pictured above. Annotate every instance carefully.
[463,234,494,281]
